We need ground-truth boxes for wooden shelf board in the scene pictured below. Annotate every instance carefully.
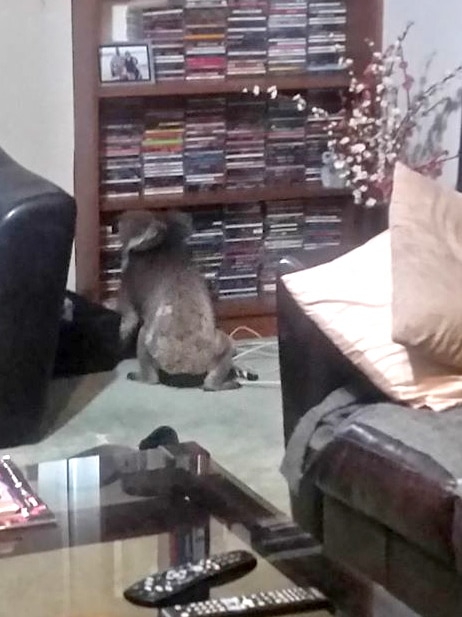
[215,295,276,319]
[101,184,351,212]
[99,72,350,99]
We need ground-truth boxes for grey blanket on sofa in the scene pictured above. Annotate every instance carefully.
[280,387,462,494]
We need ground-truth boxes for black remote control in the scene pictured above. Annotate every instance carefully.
[123,550,257,608]
[160,586,331,617]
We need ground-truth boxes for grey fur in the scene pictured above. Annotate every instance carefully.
[118,210,240,391]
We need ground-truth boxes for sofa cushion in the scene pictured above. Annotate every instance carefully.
[281,232,462,411]
[390,163,462,369]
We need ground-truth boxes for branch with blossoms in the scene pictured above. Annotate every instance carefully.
[245,22,462,207]
[312,22,462,206]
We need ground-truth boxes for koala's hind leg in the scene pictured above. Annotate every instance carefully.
[127,326,160,385]
[203,331,241,391]
[118,285,140,348]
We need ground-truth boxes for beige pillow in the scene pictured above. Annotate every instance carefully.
[282,231,462,411]
[390,163,462,369]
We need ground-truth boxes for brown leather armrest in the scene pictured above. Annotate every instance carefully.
[314,423,457,568]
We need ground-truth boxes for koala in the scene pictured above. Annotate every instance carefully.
[117,210,240,391]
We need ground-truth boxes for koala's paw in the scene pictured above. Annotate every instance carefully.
[127,371,160,385]
[203,379,242,392]
[226,380,242,390]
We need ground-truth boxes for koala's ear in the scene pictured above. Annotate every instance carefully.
[128,223,163,252]
[166,211,193,240]
[118,211,165,252]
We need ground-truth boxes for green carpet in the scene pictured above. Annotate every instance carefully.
[0,338,289,513]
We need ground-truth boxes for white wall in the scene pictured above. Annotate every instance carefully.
[0,0,75,288]
[384,0,462,186]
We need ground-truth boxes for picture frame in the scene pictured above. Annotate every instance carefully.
[99,43,152,84]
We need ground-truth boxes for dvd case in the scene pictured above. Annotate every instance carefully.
[0,456,55,531]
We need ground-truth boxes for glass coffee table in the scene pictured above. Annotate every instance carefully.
[0,442,409,617]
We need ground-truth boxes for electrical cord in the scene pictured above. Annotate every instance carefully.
[229,328,281,387]
[233,341,277,362]
[237,379,281,387]
[229,325,263,339]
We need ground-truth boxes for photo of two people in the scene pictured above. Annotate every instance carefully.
[99,44,151,83]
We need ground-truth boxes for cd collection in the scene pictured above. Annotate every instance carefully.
[267,0,308,75]
[125,0,347,81]
[227,0,267,76]
[99,101,144,200]
[185,97,227,192]
[99,90,342,199]
[307,1,347,72]
[99,199,344,305]
[99,0,348,307]
[226,97,266,189]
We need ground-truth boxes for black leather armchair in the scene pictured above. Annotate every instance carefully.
[0,148,75,447]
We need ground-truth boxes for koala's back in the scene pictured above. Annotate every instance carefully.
[128,257,219,375]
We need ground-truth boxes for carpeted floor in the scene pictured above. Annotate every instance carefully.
[0,338,290,513]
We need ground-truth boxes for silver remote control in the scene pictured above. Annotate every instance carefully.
[160,586,331,617]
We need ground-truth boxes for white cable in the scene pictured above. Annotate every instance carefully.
[235,349,279,360]
[233,342,276,362]
[233,335,276,343]
[235,338,276,346]
[235,343,279,353]
[239,379,281,387]
[229,325,263,340]
[235,350,279,364]
[232,333,279,380]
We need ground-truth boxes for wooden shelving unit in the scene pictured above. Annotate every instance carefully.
[101,185,351,213]
[72,0,384,335]
[98,72,350,99]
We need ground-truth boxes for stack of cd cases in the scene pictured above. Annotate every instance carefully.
[260,200,304,293]
[140,2,186,81]
[227,0,268,76]
[267,0,308,74]
[226,95,266,189]
[184,0,227,80]
[125,0,348,80]
[99,101,143,199]
[184,97,226,192]
[142,105,185,196]
[307,0,347,72]
[188,208,225,296]
[266,97,306,186]
[98,199,346,306]
[99,91,343,199]
[219,204,263,299]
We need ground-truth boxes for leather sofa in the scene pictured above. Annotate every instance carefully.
[0,148,75,447]
[277,256,462,617]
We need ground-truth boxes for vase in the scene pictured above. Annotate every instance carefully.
[320,151,347,189]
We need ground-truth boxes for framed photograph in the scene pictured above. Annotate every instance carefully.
[99,43,152,83]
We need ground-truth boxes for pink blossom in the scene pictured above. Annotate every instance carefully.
[402,75,415,91]
[305,22,462,206]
